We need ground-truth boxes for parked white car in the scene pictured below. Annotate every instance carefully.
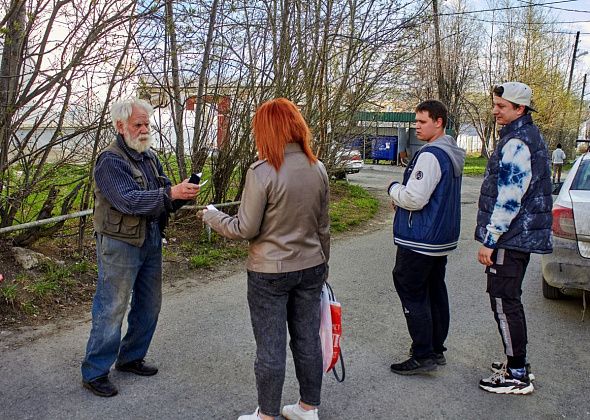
[333,149,364,179]
[541,152,590,298]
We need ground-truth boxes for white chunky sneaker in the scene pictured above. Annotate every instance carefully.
[281,401,319,420]
[237,407,262,420]
[490,361,535,381]
[479,366,534,395]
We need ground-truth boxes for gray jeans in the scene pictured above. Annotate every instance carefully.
[247,263,326,417]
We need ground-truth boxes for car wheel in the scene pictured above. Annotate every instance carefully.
[542,275,564,299]
[335,171,346,180]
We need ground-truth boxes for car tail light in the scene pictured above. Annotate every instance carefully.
[350,154,361,161]
[552,204,575,239]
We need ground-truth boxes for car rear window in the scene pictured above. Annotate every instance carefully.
[571,160,590,190]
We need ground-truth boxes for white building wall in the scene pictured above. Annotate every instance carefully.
[456,133,482,154]
[457,124,482,154]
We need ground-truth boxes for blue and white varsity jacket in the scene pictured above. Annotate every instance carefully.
[389,135,466,255]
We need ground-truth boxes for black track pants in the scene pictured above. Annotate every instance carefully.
[392,246,449,360]
[486,248,531,364]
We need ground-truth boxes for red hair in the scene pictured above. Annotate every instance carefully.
[252,98,317,170]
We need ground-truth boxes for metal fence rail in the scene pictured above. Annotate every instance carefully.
[0,201,241,235]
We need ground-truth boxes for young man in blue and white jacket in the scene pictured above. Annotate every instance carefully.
[387,100,466,375]
[475,82,552,395]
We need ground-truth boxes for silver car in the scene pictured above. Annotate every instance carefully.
[541,152,590,298]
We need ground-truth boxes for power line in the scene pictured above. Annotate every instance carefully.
[451,14,590,26]
[437,0,580,16]
[457,16,590,25]
[516,0,590,13]
[433,1,590,34]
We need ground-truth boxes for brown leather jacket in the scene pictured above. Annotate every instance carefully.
[203,143,330,273]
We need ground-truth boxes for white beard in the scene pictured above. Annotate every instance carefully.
[123,127,153,153]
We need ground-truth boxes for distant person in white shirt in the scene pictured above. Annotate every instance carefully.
[551,143,566,183]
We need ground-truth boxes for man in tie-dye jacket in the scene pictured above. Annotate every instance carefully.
[475,82,552,396]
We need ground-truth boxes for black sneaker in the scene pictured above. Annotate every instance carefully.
[83,376,118,397]
[390,357,437,375]
[115,359,158,376]
[490,361,534,381]
[479,368,534,395]
[409,347,446,366]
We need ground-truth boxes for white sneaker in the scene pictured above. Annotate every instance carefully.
[238,407,262,420]
[490,361,535,381]
[281,401,319,420]
[479,368,534,395]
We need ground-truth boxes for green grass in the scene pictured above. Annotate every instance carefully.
[460,154,575,176]
[21,261,89,297]
[0,284,17,304]
[4,162,89,224]
[463,155,488,176]
[69,260,96,274]
[20,301,39,316]
[24,279,61,296]
[41,262,74,283]
[1,179,381,321]
[185,181,379,267]
[188,241,248,269]
[0,259,96,315]
[364,155,489,176]
[329,182,379,233]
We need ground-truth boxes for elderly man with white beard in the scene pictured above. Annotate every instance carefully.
[81,98,200,397]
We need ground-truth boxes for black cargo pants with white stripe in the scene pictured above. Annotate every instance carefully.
[486,248,531,368]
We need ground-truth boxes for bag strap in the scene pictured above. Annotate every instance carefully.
[331,349,345,382]
[325,281,335,301]
[325,281,345,382]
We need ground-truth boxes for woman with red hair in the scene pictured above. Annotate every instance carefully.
[203,98,330,420]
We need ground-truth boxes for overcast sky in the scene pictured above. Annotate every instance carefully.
[466,0,590,92]
[557,0,590,72]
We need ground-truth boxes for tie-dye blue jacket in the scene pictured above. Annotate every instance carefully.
[475,114,552,254]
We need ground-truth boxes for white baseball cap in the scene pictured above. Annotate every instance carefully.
[497,82,537,112]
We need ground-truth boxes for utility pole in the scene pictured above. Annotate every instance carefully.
[578,74,587,139]
[567,31,580,94]
[432,0,445,103]
[431,0,456,134]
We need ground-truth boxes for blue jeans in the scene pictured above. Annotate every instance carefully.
[81,222,163,382]
[247,263,326,417]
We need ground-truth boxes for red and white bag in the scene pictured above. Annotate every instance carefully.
[319,282,345,382]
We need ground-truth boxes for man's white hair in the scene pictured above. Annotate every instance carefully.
[110,98,154,129]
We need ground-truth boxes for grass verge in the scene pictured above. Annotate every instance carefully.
[187,241,249,269]
[462,154,575,176]
[0,181,379,326]
[464,155,488,176]
[0,258,97,321]
[329,181,379,232]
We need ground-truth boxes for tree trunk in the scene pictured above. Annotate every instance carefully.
[165,0,187,180]
[190,0,220,173]
[0,0,26,226]
[432,0,446,104]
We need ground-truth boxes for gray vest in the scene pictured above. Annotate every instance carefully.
[93,140,160,247]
